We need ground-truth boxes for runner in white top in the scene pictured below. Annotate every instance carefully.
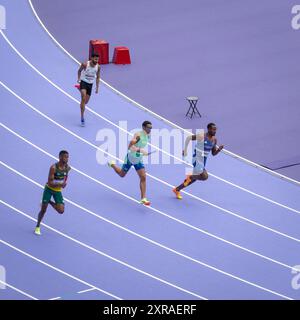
[77,53,100,126]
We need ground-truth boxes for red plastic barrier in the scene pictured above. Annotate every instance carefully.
[112,47,131,64]
[89,40,109,64]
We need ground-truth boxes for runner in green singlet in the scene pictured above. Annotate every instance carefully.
[108,121,152,206]
[34,150,71,235]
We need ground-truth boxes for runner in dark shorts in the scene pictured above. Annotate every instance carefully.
[79,80,93,96]
[77,53,100,126]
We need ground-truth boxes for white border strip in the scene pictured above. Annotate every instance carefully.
[27,0,300,186]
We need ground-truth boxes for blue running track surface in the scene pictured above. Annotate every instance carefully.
[0,0,300,300]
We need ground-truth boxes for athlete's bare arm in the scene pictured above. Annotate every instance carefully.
[182,133,204,157]
[77,62,87,83]
[128,133,148,155]
[211,139,224,156]
[62,166,71,188]
[47,165,64,189]
[95,66,100,93]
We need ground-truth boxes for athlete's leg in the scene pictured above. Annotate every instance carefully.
[36,203,48,228]
[136,168,147,199]
[111,163,127,177]
[36,186,52,229]
[85,94,90,105]
[175,174,197,192]
[80,89,87,119]
[109,155,131,177]
[49,201,65,214]
[175,169,208,192]
[50,191,65,214]
[196,169,208,181]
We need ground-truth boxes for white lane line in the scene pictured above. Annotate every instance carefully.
[1,131,299,270]
[0,168,294,300]
[0,279,38,300]
[77,288,96,294]
[1,29,299,214]
[0,240,121,300]
[48,288,98,300]
[0,85,299,243]
[27,0,300,187]
[0,200,207,300]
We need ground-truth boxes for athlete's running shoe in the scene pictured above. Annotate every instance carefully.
[140,198,151,206]
[172,188,183,200]
[34,227,41,236]
[81,118,85,127]
[108,160,115,168]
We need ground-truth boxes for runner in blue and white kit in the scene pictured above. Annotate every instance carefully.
[77,53,100,126]
[173,123,224,199]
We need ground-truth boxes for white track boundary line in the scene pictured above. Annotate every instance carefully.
[1,124,300,271]
[1,83,300,242]
[0,238,121,300]
[0,279,38,300]
[78,287,96,294]
[27,0,300,187]
[0,200,207,300]
[1,30,299,215]
[0,200,293,300]
[48,287,97,300]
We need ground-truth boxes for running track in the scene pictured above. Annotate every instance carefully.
[0,0,300,300]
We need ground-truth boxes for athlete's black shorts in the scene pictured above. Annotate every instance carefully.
[80,80,93,96]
